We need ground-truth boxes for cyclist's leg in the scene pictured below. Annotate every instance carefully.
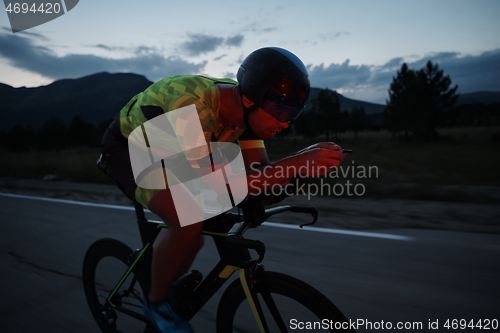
[147,187,204,304]
[102,122,204,305]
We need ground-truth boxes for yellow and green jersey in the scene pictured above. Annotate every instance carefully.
[117,75,247,207]
[119,75,245,155]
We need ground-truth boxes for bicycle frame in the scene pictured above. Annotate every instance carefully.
[105,198,318,331]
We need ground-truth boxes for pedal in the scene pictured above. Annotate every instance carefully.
[170,270,203,307]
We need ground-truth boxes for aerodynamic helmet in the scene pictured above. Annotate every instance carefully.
[237,47,310,122]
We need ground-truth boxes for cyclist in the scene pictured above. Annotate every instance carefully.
[100,47,347,332]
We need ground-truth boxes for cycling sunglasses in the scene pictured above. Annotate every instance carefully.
[261,92,304,123]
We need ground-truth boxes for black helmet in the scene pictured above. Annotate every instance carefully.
[237,47,310,122]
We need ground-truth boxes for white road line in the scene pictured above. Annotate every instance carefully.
[0,192,413,241]
[263,222,413,241]
[1,192,137,211]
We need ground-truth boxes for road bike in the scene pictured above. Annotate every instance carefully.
[82,192,355,332]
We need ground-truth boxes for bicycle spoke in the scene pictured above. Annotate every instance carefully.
[125,275,140,294]
[260,291,289,333]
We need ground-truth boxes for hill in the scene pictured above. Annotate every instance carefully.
[0,72,153,131]
[457,91,500,105]
[305,87,386,114]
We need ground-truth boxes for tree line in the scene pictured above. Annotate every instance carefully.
[293,60,499,142]
[0,116,112,152]
[293,89,369,139]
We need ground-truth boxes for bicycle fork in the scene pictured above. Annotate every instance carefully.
[222,236,274,333]
[239,264,272,333]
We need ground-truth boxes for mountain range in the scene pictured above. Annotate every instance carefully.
[0,72,151,131]
[306,87,385,114]
[1,72,499,131]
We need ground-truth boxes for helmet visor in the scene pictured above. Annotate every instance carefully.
[262,92,304,122]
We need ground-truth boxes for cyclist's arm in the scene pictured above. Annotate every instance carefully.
[191,140,346,196]
[240,141,270,167]
[241,141,347,195]
[238,140,293,193]
[188,138,283,196]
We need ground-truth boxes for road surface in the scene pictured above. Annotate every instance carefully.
[0,194,499,332]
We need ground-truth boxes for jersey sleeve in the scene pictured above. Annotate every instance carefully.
[237,130,265,150]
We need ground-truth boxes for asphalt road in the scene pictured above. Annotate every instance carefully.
[1,194,499,332]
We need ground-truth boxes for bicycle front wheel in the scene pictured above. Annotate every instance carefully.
[82,238,155,333]
[216,271,354,332]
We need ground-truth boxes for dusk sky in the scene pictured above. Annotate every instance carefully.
[1,0,499,104]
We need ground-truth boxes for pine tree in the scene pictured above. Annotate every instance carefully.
[385,61,459,141]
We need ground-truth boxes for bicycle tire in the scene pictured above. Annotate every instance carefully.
[216,271,354,332]
[82,238,156,333]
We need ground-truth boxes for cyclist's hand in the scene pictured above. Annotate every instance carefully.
[292,142,347,177]
[293,142,341,155]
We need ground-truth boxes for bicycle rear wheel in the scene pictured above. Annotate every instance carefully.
[216,271,354,332]
[82,238,156,333]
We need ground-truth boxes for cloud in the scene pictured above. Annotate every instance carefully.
[308,60,372,90]
[0,32,206,82]
[2,30,498,104]
[89,44,128,52]
[213,54,227,61]
[407,50,500,93]
[380,57,404,71]
[181,33,224,56]
[180,33,244,57]
[225,34,244,47]
[303,31,350,45]
[221,72,236,80]
[240,20,278,35]
[89,44,157,55]
[323,31,350,40]
[308,49,500,104]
